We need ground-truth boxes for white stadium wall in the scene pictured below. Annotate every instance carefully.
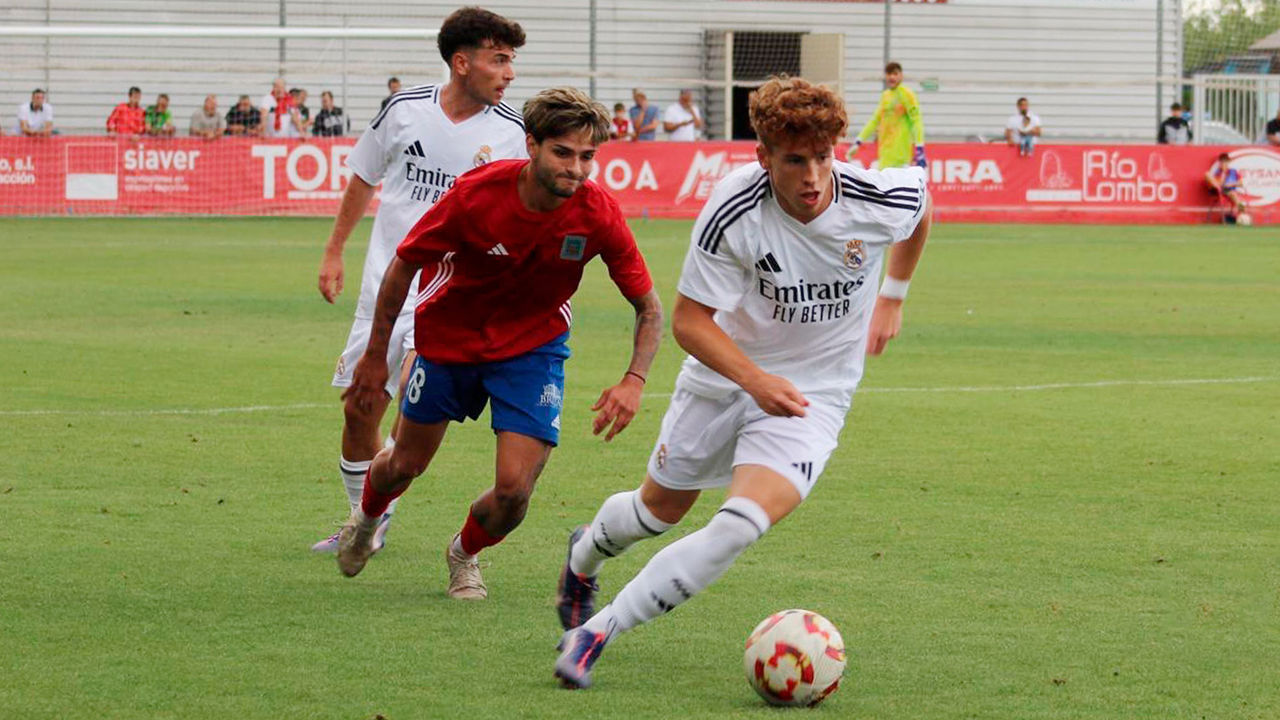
[2,0,1178,142]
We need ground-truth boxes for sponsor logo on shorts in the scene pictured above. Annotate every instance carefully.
[538,383,563,409]
[791,461,814,484]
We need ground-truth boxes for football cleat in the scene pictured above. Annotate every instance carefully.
[335,510,379,577]
[312,513,392,554]
[554,627,609,689]
[445,533,488,600]
[556,525,599,630]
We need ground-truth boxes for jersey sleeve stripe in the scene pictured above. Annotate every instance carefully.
[415,251,455,305]
[696,174,769,254]
[838,173,920,199]
[705,190,767,255]
[370,86,438,130]
[492,102,525,129]
[703,180,770,255]
[839,183,921,212]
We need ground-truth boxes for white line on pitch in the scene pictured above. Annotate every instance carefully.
[1,376,1273,418]
[859,376,1277,394]
[0,402,330,417]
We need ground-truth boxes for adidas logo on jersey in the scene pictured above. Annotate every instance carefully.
[755,253,782,273]
[403,140,426,158]
[486,243,509,256]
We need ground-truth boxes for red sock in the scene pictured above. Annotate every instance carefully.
[458,512,505,555]
[360,473,404,518]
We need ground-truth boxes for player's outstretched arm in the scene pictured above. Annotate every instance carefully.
[342,256,417,413]
[592,288,664,442]
[671,294,807,417]
[868,192,932,357]
[318,175,378,303]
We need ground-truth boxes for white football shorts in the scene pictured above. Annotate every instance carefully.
[646,385,848,500]
[331,311,416,397]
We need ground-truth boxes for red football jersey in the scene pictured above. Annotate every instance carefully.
[396,159,654,364]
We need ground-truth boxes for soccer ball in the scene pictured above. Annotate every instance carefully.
[1237,212,1253,226]
[743,609,846,706]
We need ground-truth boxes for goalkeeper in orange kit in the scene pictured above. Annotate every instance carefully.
[848,61,926,169]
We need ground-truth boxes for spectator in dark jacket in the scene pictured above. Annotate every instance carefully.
[313,91,349,137]
[1157,103,1192,144]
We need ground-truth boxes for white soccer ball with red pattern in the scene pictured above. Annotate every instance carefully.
[743,609,846,706]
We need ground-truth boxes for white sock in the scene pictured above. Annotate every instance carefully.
[449,534,475,561]
[582,496,771,639]
[339,457,370,510]
[569,490,674,577]
[340,455,398,517]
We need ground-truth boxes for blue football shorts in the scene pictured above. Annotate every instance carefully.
[400,332,570,446]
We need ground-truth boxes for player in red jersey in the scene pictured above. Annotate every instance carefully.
[336,87,664,599]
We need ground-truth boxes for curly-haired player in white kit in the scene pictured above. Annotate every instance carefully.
[553,75,934,688]
[312,8,529,554]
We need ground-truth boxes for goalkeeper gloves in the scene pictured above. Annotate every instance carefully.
[912,145,927,168]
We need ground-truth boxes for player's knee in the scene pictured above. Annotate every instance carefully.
[492,480,532,513]
[707,496,773,559]
[385,448,428,483]
[343,398,384,433]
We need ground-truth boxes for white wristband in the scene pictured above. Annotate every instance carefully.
[878,276,910,300]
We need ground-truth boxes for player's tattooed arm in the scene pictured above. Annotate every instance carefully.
[592,288,664,442]
[672,294,808,418]
[343,256,418,413]
[319,175,378,303]
[868,192,932,356]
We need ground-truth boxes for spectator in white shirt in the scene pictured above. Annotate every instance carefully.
[15,88,54,137]
[663,89,703,142]
[1005,97,1041,157]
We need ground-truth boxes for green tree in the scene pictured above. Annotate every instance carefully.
[1184,0,1280,73]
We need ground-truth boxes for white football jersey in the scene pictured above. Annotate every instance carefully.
[345,84,528,317]
[675,160,927,404]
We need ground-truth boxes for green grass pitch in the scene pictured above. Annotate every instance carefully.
[1,217,1277,719]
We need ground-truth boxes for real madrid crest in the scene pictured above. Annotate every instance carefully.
[473,144,493,168]
[843,239,865,270]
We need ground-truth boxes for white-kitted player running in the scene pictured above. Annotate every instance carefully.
[313,7,529,552]
[553,75,933,688]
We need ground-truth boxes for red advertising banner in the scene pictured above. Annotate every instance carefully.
[0,136,1266,224]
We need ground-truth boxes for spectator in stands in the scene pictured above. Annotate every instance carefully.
[106,86,146,138]
[145,94,175,136]
[629,89,660,141]
[1157,102,1192,144]
[14,88,54,137]
[291,88,313,136]
[381,77,402,111]
[189,94,226,139]
[1265,108,1280,146]
[1206,152,1246,219]
[663,88,703,141]
[261,78,300,138]
[312,91,349,137]
[610,102,633,141]
[225,94,263,136]
[1004,97,1041,157]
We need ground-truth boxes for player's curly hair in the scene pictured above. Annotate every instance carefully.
[437,7,526,62]
[523,87,612,144]
[748,76,848,149]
